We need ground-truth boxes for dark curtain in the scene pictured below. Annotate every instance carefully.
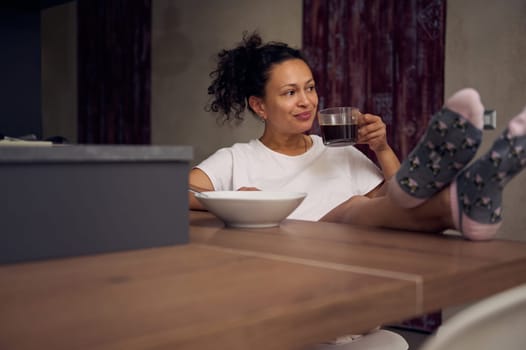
[303,0,445,161]
[77,0,151,144]
[303,0,445,332]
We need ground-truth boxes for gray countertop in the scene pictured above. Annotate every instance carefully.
[0,144,193,163]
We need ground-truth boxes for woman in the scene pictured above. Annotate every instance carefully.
[189,31,526,240]
[189,32,526,349]
[190,32,398,219]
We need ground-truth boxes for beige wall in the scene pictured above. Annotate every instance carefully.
[41,0,525,240]
[151,0,303,165]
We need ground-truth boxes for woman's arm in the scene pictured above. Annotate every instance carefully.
[358,113,400,181]
[188,168,214,210]
[374,145,400,181]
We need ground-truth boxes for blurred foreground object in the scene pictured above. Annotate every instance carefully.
[421,283,526,350]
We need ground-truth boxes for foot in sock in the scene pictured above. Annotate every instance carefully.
[388,88,484,208]
[451,106,526,240]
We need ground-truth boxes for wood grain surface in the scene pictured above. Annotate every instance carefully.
[1,211,525,350]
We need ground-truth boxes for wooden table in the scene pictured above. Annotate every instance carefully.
[2,211,526,350]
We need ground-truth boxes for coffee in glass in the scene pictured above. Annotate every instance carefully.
[318,107,359,146]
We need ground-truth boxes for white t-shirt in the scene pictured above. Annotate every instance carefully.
[196,135,384,221]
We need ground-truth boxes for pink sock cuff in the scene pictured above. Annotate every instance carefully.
[449,181,500,241]
[450,181,461,231]
[445,88,484,130]
[508,106,526,137]
[459,216,501,241]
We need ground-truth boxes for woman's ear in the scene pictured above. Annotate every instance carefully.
[248,96,266,120]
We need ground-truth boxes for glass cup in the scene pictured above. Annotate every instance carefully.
[318,107,360,146]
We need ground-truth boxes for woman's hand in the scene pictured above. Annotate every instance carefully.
[357,113,400,180]
[357,113,389,153]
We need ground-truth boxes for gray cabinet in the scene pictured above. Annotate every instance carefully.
[1,145,192,264]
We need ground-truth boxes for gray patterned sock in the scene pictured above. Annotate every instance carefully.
[388,88,484,208]
[451,106,526,240]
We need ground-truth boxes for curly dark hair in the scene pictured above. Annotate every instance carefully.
[206,31,310,122]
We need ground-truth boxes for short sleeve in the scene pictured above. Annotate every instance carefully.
[194,148,234,191]
[346,147,384,194]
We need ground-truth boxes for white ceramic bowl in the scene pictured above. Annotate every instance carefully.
[194,191,307,228]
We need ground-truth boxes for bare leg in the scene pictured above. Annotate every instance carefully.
[323,106,526,240]
[321,188,454,233]
[321,89,481,235]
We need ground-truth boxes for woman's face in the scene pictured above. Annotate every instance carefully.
[257,59,318,135]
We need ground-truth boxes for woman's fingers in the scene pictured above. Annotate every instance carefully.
[359,114,385,132]
[357,113,389,151]
[359,117,386,142]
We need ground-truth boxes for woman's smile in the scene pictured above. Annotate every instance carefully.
[294,111,314,121]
